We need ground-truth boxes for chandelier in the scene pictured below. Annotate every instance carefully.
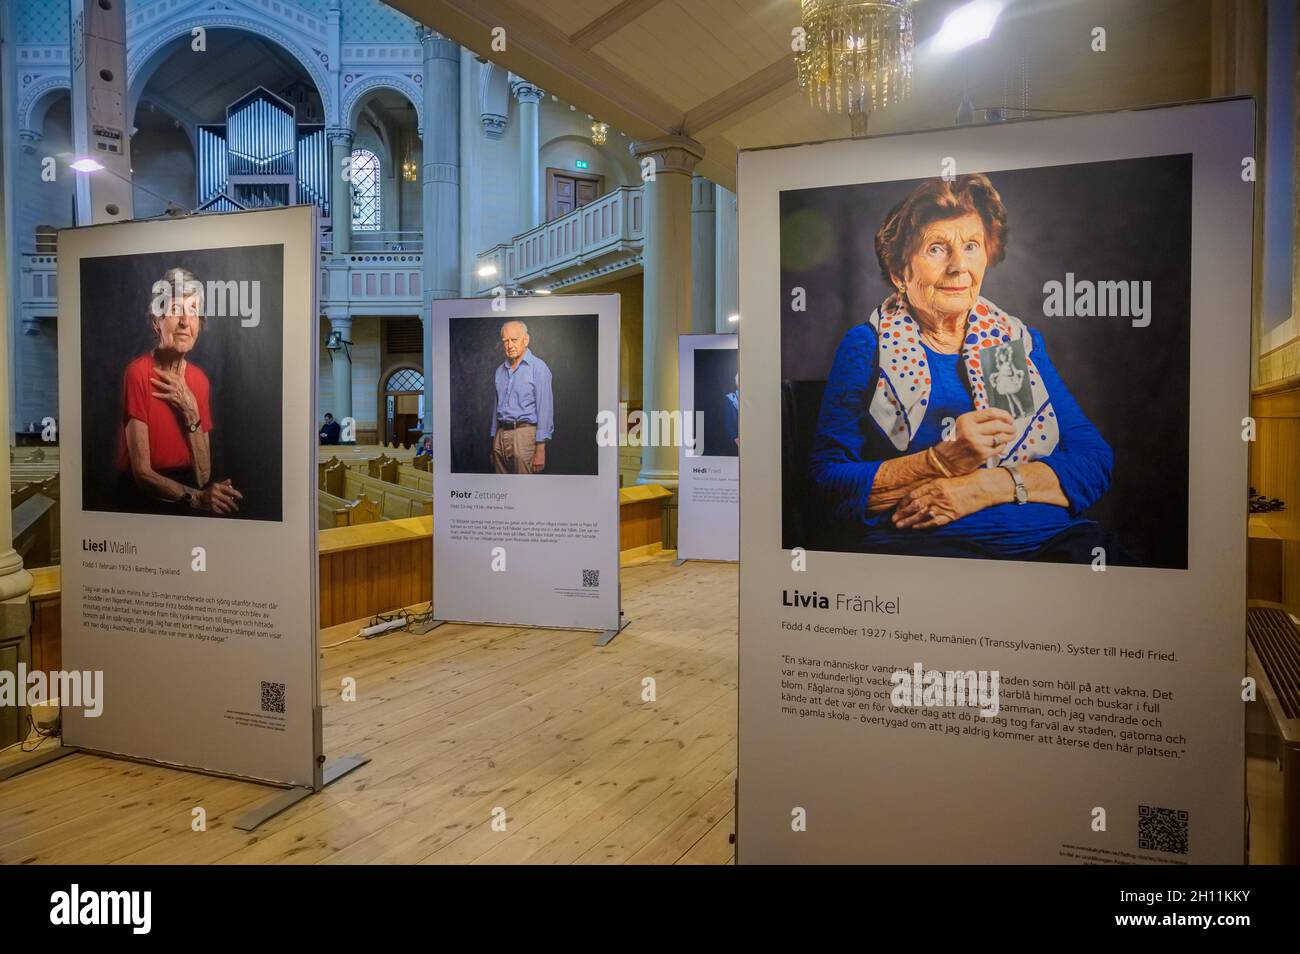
[591,121,609,146]
[402,154,417,182]
[795,0,914,115]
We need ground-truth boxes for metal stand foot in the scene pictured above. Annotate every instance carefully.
[672,558,687,567]
[594,614,631,647]
[410,619,445,636]
[234,752,371,831]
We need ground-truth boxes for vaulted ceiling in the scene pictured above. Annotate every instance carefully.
[384,0,1214,191]
[135,28,324,127]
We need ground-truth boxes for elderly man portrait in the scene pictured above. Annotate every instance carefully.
[809,173,1127,564]
[491,320,554,474]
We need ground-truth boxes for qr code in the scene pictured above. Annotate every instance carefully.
[1138,804,1189,854]
[260,681,286,714]
[582,568,600,588]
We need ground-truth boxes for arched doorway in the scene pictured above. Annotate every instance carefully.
[383,367,424,448]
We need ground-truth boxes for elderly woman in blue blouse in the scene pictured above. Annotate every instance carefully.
[809,174,1125,563]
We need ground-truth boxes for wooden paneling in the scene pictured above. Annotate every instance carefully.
[1249,382,1300,616]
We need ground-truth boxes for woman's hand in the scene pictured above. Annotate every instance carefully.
[931,408,1017,474]
[152,368,200,428]
[892,470,1009,529]
[198,479,242,515]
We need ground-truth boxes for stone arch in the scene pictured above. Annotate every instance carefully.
[18,77,71,134]
[127,16,334,126]
[539,133,639,187]
[343,75,424,137]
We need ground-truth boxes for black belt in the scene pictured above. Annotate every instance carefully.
[496,419,535,430]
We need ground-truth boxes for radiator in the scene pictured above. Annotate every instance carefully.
[1246,600,1300,864]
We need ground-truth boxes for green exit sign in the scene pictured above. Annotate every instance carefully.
[575,160,589,170]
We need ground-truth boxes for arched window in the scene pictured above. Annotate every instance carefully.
[349,148,381,231]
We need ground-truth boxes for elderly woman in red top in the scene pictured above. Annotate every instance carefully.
[116,267,242,515]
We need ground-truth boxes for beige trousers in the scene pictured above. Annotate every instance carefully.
[492,424,537,474]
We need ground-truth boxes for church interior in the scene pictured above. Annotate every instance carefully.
[0,0,1296,881]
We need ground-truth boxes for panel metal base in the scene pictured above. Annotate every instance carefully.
[672,558,687,567]
[234,752,371,831]
[594,614,631,647]
[0,743,77,782]
[410,619,445,636]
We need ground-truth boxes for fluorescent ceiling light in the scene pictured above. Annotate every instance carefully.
[728,313,740,323]
[534,288,552,294]
[70,157,105,172]
[933,1,1003,54]
[476,263,498,277]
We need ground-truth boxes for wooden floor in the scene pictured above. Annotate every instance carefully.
[0,554,738,865]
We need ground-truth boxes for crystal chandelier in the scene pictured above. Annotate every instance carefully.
[591,121,608,146]
[402,154,417,182]
[795,0,915,115]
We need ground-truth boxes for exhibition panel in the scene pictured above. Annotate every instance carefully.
[56,206,321,788]
[430,295,622,632]
[737,99,1255,863]
[678,334,740,563]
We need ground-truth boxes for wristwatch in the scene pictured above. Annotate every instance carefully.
[186,418,201,433]
[178,489,199,509]
[1001,463,1028,505]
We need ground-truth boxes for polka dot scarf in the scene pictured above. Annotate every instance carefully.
[867,292,1060,466]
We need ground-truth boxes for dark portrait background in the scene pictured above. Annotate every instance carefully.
[780,154,1192,569]
[80,245,285,522]
[694,347,739,457]
[448,313,600,475]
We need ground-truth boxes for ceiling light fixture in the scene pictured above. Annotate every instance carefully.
[70,157,105,172]
[795,0,915,115]
[591,121,608,146]
[933,0,1003,54]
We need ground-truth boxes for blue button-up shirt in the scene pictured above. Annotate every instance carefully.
[492,348,554,442]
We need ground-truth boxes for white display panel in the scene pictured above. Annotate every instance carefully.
[58,206,320,787]
[737,100,1253,863]
[678,334,739,562]
[431,295,621,631]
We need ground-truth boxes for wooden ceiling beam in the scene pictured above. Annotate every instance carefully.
[569,0,669,51]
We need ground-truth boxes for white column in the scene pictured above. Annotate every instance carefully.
[69,0,131,225]
[510,77,544,231]
[690,175,716,335]
[0,54,35,749]
[328,128,353,254]
[715,185,739,333]
[631,135,705,488]
[420,27,461,432]
[326,310,353,429]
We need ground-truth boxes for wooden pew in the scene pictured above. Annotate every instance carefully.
[318,490,381,528]
[342,469,432,519]
[319,458,347,497]
[394,463,432,493]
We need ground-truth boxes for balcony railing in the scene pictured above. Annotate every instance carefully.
[321,229,423,254]
[19,249,423,321]
[474,184,644,294]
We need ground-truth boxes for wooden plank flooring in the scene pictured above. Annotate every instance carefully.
[0,554,738,865]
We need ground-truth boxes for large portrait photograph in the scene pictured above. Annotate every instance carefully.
[79,245,285,522]
[448,313,600,476]
[692,346,740,458]
[781,155,1191,569]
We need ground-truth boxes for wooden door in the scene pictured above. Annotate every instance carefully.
[547,169,604,221]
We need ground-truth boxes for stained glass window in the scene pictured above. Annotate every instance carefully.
[349,149,381,231]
